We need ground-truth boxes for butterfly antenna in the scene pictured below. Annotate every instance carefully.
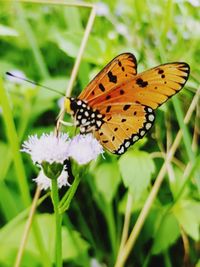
[6,72,65,96]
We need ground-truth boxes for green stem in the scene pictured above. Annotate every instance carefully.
[51,179,62,267]
[59,175,81,213]
[105,203,117,260]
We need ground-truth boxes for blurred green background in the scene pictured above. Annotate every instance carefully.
[0,1,200,267]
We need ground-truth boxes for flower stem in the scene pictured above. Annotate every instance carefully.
[51,179,62,267]
[59,174,81,213]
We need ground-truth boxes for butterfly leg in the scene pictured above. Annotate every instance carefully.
[59,120,74,127]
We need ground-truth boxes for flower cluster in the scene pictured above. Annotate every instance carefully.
[22,132,104,190]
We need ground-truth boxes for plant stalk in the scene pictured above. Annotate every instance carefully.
[51,179,62,267]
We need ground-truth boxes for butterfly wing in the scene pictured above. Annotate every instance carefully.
[79,53,137,102]
[94,104,155,154]
[77,54,190,154]
[88,62,190,110]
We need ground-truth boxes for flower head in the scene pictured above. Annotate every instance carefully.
[34,168,70,190]
[68,134,104,165]
[21,131,104,189]
[21,132,69,164]
[96,2,109,16]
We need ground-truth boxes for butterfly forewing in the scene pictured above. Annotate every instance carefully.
[79,53,137,102]
[88,62,190,110]
[129,62,190,109]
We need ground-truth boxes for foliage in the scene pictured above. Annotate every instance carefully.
[0,1,200,267]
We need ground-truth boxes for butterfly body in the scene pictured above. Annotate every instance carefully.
[65,97,105,134]
[64,53,190,155]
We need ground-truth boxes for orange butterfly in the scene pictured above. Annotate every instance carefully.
[64,53,190,155]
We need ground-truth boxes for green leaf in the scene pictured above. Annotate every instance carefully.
[0,214,90,265]
[173,199,200,241]
[94,162,120,203]
[52,32,106,64]
[118,150,155,200]
[196,260,200,267]
[152,212,180,254]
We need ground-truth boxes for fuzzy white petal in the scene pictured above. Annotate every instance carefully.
[21,132,70,164]
[96,2,109,16]
[33,168,70,190]
[68,134,104,165]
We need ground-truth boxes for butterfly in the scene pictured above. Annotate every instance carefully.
[63,53,190,155]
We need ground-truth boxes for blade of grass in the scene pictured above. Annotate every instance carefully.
[172,97,195,161]
[0,79,51,266]
[13,2,49,79]
[172,97,200,192]
[0,78,31,206]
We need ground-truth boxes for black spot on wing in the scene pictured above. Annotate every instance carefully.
[99,83,105,92]
[158,69,164,74]
[108,71,117,83]
[106,105,111,113]
[136,78,148,88]
[123,104,131,111]
[106,95,111,100]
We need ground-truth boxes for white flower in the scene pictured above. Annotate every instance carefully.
[6,70,26,84]
[116,23,128,37]
[68,134,104,165]
[57,97,65,109]
[34,168,70,190]
[187,0,200,6]
[96,2,109,16]
[21,132,69,164]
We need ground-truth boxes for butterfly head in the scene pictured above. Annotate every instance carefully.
[64,97,77,115]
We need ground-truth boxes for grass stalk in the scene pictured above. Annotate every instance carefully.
[57,3,96,131]
[115,193,133,263]
[65,3,96,97]
[18,0,94,8]
[114,88,200,267]
[172,97,195,162]
[14,186,41,267]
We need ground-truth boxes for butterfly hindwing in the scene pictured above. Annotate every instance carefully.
[79,53,137,102]
[94,104,155,154]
